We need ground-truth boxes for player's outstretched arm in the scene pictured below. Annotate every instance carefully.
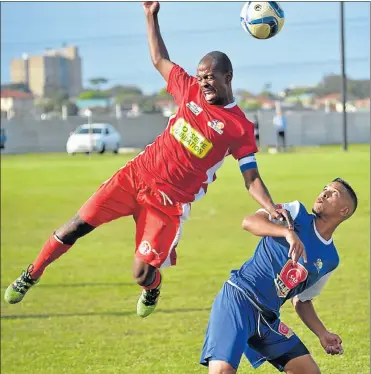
[242,168,293,229]
[143,1,175,82]
[242,212,306,263]
[292,297,344,355]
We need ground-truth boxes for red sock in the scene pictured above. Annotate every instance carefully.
[142,270,161,290]
[30,234,72,279]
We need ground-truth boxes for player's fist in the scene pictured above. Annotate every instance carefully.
[319,331,344,355]
[143,1,160,16]
[271,207,294,230]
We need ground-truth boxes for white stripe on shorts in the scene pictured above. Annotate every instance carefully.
[161,203,191,268]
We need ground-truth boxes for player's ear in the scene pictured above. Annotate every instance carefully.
[225,71,233,84]
[340,206,350,219]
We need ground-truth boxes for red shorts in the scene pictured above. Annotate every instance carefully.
[78,162,191,268]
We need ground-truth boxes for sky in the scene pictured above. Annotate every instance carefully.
[1,1,370,94]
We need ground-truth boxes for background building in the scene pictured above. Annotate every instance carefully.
[0,89,35,118]
[10,45,82,98]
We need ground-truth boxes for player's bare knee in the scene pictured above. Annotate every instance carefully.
[286,369,320,374]
[136,269,156,287]
[133,261,156,287]
[55,214,95,245]
[208,360,236,374]
[309,366,321,374]
[285,359,320,374]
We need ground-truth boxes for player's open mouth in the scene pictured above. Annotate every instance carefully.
[203,90,216,101]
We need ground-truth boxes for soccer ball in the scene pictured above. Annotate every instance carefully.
[240,2,285,40]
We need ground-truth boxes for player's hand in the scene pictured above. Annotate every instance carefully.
[319,331,344,355]
[271,207,294,230]
[143,1,160,16]
[285,231,307,264]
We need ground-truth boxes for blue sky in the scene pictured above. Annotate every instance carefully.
[1,1,370,94]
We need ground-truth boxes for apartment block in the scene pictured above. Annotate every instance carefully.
[10,46,82,98]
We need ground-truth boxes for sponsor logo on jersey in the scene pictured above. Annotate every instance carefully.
[208,119,224,135]
[138,241,162,259]
[278,322,294,339]
[186,101,203,116]
[170,118,213,158]
[314,258,323,273]
[274,259,308,298]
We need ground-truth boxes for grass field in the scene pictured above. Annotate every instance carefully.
[1,145,370,374]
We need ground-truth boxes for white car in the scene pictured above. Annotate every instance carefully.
[66,123,121,155]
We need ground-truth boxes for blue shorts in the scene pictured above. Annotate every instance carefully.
[200,282,306,371]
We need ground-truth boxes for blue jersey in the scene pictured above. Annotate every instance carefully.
[229,201,339,317]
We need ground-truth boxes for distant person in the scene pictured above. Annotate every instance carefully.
[273,111,287,151]
[252,114,260,147]
[201,178,358,374]
[0,128,7,150]
[4,1,293,318]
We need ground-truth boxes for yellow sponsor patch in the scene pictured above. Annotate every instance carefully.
[170,118,213,158]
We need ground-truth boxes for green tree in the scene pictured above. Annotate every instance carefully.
[89,77,108,91]
[240,100,262,111]
[65,101,78,116]
[260,90,276,99]
[39,89,69,112]
[78,91,109,100]
[156,87,172,100]
[141,96,159,113]
[235,89,254,97]
[314,74,370,99]
[107,85,142,96]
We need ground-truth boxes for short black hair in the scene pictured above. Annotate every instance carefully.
[333,177,358,214]
[202,51,233,74]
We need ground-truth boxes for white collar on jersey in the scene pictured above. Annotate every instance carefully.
[224,98,237,108]
[313,220,333,245]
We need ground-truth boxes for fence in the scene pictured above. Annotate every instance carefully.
[1,111,370,154]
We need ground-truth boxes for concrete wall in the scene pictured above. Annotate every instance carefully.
[2,111,370,154]
[253,111,370,146]
[2,114,168,154]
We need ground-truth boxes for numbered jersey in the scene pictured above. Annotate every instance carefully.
[229,201,340,317]
[133,65,257,204]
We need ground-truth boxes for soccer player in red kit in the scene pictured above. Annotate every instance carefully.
[5,1,294,318]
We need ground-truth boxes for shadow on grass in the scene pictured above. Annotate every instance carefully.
[1,307,211,320]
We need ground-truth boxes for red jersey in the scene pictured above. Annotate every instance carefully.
[133,65,258,204]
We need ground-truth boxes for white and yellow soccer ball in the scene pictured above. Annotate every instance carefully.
[240,2,285,40]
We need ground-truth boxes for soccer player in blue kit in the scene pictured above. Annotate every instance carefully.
[200,178,358,374]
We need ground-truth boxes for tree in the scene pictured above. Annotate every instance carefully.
[39,89,69,113]
[78,91,109,100]
[156,87,172,99]
[35,99,54,114]
[314,74,370,99]
[100,85,144,106]
[235,89,254,98]
[259,90,276,99]
[65,101,78,116]
[284,87,313,97]
[240,100,262,111]
[106,85,143,97]
[141,96,157,113]
[88,77,108,91]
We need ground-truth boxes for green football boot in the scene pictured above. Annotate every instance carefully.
[4,265,39,304]
[136,273,162,318]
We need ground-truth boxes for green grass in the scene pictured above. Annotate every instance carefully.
[1,145,370,374]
